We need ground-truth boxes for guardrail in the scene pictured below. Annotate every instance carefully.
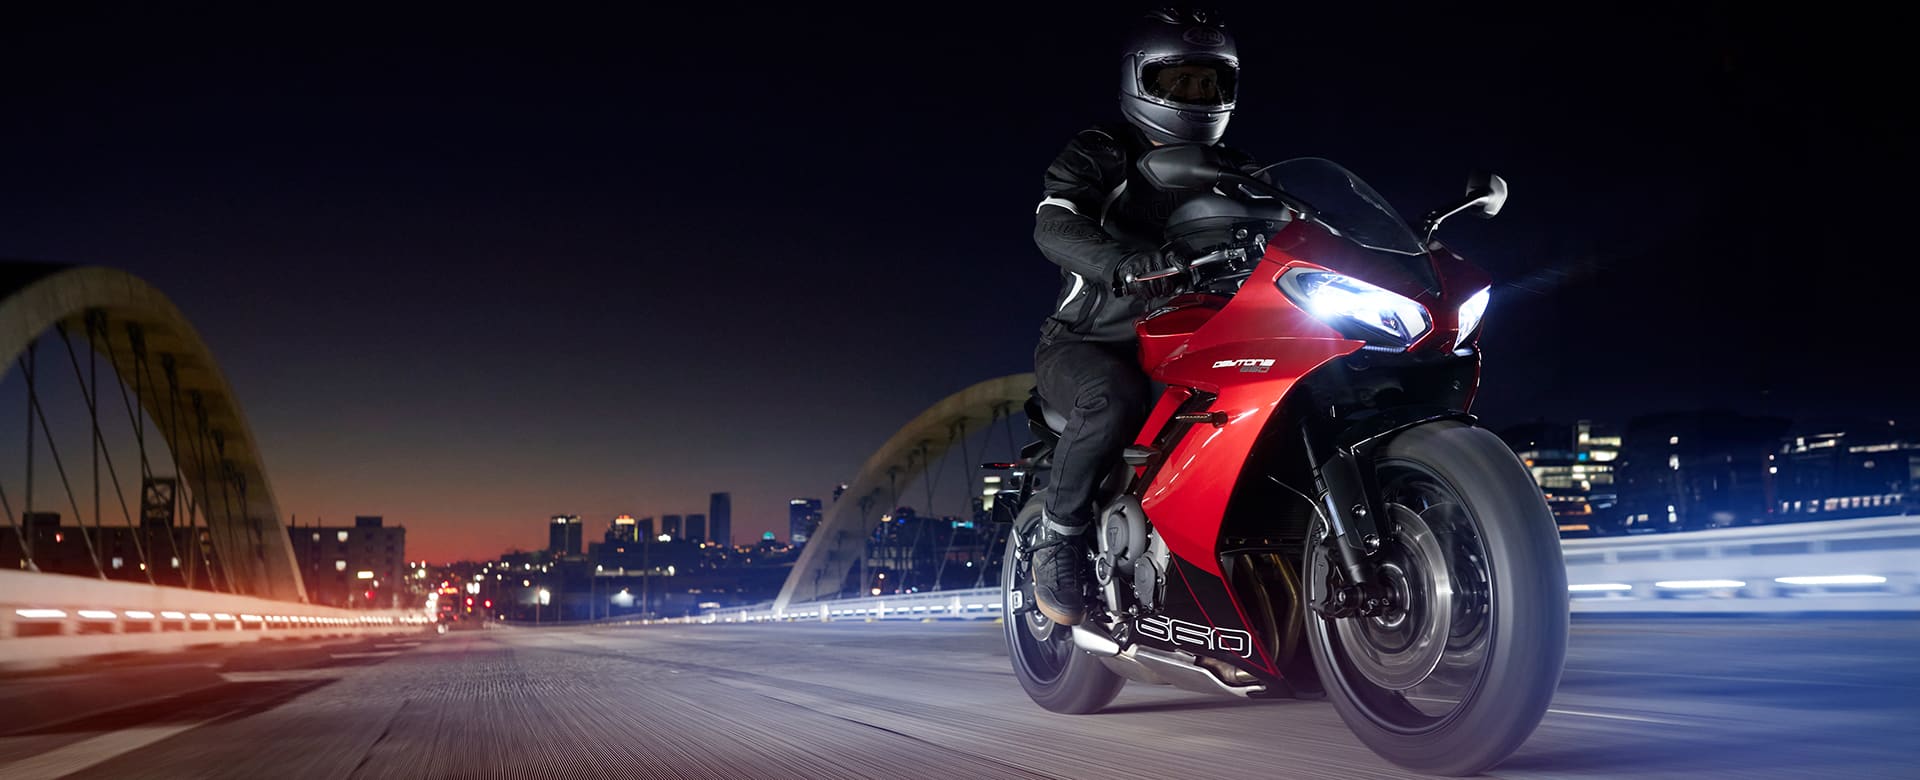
[1,569,432,669]
[684,515,1920,624]
[1561,514,1920,612]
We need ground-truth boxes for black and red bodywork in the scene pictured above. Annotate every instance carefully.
[1117,217,1492,688]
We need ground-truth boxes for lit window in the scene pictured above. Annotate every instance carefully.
[335,560,347,571]
[337,531,350,543]
[112,557,124,569]
[311,532,320,542]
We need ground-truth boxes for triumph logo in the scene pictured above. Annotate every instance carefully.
[1136,615,1254,659]
[1183,28,1226,47]
[1211,358,1274,373]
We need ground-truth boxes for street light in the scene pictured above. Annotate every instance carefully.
[537,588,551,625]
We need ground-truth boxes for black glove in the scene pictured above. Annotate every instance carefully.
[1113,251,1183,299]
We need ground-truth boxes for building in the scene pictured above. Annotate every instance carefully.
[286,516,407,608]
[1774,423,1918,520]
[662,514,683,540]
[709,492,732,548]
[2,511,210,587]
[789,498,823,545]
[1500,420,1621,535]
[634,516,655,539]
[686,514,707,545]
[1614,410,1790,533]
[608,514,640,544]
[549,515,583,557]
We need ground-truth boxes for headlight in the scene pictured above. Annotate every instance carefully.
[1455,287,1490,348]
[1276,268,1430,346]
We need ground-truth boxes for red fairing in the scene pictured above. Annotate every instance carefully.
[1130,225,1367,576]
[1136,293,1228,372]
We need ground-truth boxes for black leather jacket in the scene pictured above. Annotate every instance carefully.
[1033,122,1262,343]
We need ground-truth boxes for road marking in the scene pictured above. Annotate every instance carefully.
[372,642,420,650]
[219,670,346,683]
[329,651,402,659]
[1546,708,1686,726]
[1565,666,1904,690]
[1410,695,1690,727]
[0,719,212,780]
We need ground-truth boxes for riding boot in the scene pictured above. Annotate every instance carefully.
[1031,508,1092,626]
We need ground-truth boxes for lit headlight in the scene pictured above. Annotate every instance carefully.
[1455,287,1490,348]
[1276,268,1431,346]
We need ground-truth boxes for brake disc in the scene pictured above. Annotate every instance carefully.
[1333,503,1453,691]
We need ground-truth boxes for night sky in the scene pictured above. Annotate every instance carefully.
[2,3,1912,562]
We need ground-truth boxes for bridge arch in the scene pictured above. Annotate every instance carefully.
[1,263,306,601]
[774,373,1035,611]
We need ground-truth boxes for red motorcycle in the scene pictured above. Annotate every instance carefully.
[1000,146,1567,776]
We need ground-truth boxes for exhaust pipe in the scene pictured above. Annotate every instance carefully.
[1071,623,1121,656]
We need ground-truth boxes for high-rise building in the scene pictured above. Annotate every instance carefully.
[549,515,583,556]
[1500,420,1620,534]
[686,514,707,544]
[1615,411,1789,533]
[285,516,408,608]
[789,498,823,545]
[662,514,683,540]
[608,514,639,543]
[636,516,655,539]
[709,492,732,547]
[1775,424,1918,520]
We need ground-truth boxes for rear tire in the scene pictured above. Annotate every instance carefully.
[1304,421,1567,776]
[1003,491,1125,714]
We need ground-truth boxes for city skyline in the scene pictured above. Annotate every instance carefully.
[3,4,1908,565]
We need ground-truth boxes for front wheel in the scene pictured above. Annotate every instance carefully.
[1304,421,1568,776]
[1003,490,1125,713]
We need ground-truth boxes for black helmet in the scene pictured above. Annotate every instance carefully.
[1118,8,1239,146]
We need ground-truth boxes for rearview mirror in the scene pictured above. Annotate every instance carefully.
[1466,171,1509,218]
[1421,171,1511,243]
[1138,145,1226,191]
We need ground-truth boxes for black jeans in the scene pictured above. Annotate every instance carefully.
[1034,336,1151,528]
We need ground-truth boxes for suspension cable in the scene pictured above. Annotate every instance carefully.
[152,353,204,590]
[20,345,108,579]
[970,410,992,589]
[123,321,167,583]
[1001,402,1021,463]
[931,422,971,591]
[24,342,36,570]
[104,319,191,582]
[200,399,244,594]
[59,323,156,584]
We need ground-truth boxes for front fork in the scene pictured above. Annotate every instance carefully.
[1303,409,1475,619]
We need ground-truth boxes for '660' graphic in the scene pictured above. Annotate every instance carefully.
[1135,615,1254,658]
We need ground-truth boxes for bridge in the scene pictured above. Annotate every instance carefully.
[1,264,1915,778]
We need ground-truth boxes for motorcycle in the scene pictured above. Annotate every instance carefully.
[997,146,1568,776]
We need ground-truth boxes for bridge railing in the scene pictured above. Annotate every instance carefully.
[678,514,1920,624]
[1,569,431,669]
[1561,514,1920,612]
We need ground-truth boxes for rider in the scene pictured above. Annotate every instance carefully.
[1030,7,1264,626]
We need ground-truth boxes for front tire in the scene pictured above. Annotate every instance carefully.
[1304,421,1568,776]
[1003,490,1125,713]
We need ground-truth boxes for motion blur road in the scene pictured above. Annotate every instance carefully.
[1,617,1913,779]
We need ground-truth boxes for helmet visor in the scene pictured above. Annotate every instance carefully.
[1140,57,1237,108]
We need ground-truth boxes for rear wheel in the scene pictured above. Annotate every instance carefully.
[1003,490,1125,713]
[1304,421,1567,776]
